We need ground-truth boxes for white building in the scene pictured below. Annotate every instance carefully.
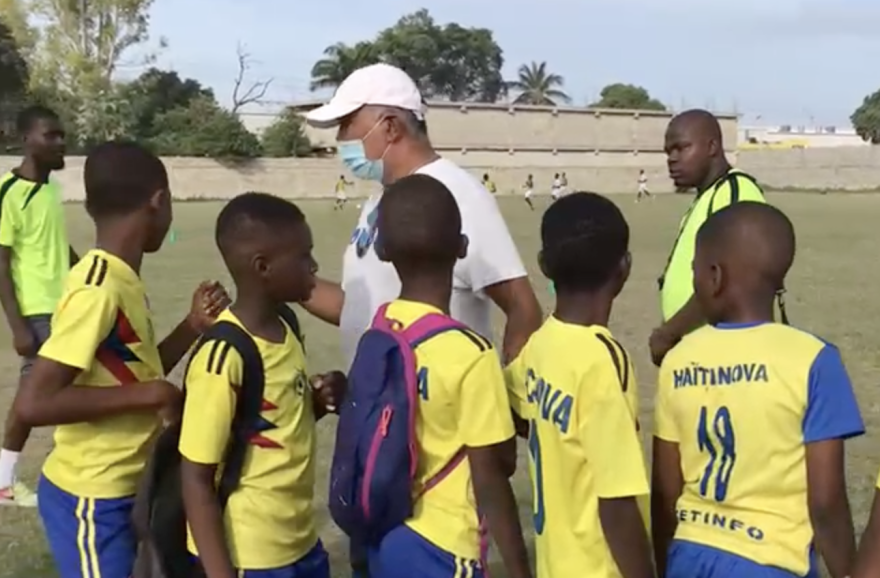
[738,124,867,149]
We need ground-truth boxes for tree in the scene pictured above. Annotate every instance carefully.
[231,43,272,114]
[592,83,666,111]
[261,109,312,157]
[851,90,880,144]
[149,95,262,159]
[0,19,28,98]
[310,41,379,91]
[121,67,214,140]
[310,10,506,102]
[21,0,164,144]
[0,18,28,146]
[373,9,505,102]
[507,61,570,106]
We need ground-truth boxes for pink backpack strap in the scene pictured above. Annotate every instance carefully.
[401,312,466,346]
[416,447,466,498]
[370,303,392,330]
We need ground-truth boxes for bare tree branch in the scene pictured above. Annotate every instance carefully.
[231,42,273,114]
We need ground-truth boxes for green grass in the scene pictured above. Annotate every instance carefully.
[2,194,879,577]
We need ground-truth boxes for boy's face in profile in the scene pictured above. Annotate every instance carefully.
[259,221,318,303]
[144,187,173,253]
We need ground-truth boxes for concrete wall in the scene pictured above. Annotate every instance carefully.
[737,147,880,190]
[2,146,878,202]
[299,101,739,154]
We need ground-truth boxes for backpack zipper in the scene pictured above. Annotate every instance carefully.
[360,405,393,519]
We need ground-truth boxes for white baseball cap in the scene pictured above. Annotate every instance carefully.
[305,63,426,128]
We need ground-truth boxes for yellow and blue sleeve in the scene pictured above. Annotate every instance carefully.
[653,361,680,443]
[503,352,530,419]
[458,348,516,448]
[178,341,243,465]
[0,190,19,247]
[579,363,650,498]
[38,285,117,370]
[802,343,864,443]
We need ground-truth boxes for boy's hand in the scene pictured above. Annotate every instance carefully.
[311,371,347,414]
[143,379,183,419]
[649,325,679,367]
[187,281,231,333]
[11,323,37,357]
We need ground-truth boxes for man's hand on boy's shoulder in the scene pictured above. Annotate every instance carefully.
[311,370,347,419]
[187,280,231,333]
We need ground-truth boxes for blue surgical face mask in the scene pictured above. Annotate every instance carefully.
[338,140,384,182]
[337,118,388,182]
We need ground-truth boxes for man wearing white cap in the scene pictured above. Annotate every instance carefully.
[303,63,541,577]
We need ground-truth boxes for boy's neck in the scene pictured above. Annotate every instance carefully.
[554,288,613,328]
[230,289,284,341]
[714,298,775,326]
[16,157,50,183]
[398,271,453,314]
[95,221,145,274]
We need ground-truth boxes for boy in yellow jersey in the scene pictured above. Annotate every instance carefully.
[652,202,864,578]
[335,174,353,210]
[367,174,532,578]
[180,192,342,578]
[0,105,77,505]
[13,140,228,578]
[482,173,497,194]
[506,192,654,578]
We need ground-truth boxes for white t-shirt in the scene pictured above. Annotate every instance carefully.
[338,157,527,367]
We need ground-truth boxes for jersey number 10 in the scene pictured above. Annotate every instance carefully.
[697,406,737,502]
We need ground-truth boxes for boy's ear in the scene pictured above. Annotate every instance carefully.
[613,251,632,297]
[149,188,168,210]
[457,234,469,260]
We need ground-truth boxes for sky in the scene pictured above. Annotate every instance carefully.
[139,0,880,127]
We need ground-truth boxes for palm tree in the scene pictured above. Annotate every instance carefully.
[310,41,380,91]
[506,61,570,106]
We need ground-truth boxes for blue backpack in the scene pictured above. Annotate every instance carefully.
[329,303,468,546]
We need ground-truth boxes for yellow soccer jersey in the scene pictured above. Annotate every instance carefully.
[655,321,865,575]
[506,316,649,578]
[179,308,318,570]
[38,249,163,498]
[381,299,515,563]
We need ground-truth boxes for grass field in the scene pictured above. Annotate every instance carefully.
[1,193,879,577]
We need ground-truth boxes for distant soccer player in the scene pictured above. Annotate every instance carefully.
[507,192,653,578]
[523,174,535,210]
[181,192,342,578]
[550,173,562,201]
[560,172,568,194]
[13,141,228,578]
[636,170,651,202]
[367,174,532,578]
[0,105,77,506]
[652,202,864,578]
[482,173,497,194]
[335,174,353,210]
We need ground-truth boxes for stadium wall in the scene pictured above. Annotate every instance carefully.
[1,148,877,201]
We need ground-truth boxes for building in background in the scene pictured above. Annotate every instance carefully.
[738,124,867,149]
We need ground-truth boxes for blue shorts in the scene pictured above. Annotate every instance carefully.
[38,476,137,578]
[368,525,483,578]
[666,540,819,578]
[195,541,331,578]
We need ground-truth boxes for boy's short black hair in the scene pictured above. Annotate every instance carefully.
[541,191,629,291]
[16,105,59,135]
[377,174,461,269]
[83,141,168,218]
[215,191,305,258]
